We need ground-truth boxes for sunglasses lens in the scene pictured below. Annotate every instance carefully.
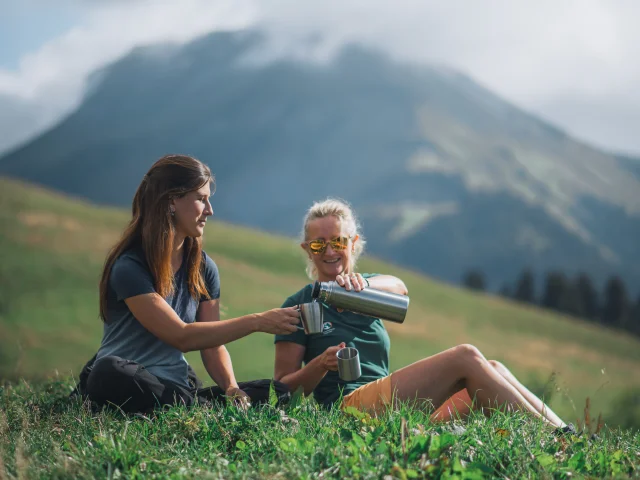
[308,241,326,254]
[330,237,349,250]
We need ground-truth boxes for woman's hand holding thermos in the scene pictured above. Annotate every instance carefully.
[335,273,368,292]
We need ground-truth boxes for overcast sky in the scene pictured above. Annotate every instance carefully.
[1,0,639,156]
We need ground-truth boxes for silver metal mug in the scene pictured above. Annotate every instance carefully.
[297,301,324,335]
[337,347,361,381]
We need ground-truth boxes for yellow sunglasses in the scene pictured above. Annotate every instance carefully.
[306,236,351,255]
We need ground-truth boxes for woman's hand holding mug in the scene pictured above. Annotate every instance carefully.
[256,307,300,335]
[320,342,346,371]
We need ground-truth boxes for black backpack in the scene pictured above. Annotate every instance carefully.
[71,354,291,409]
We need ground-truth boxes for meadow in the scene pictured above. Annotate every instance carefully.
[1,379,639,479]
[1,176,640,477]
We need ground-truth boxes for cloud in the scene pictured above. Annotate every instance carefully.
[0,0,257,152]
[1,0,639,155]
[252,0,640,153]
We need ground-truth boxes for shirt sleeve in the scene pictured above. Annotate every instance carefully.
[362,273,380,286]
[110,255,156,301]
[201,253,221,301]
[274,292,307,346]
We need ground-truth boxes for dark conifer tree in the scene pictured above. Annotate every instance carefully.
[542,271,568,311]
[514,268,535,304]
[462,270,486,291]
[559,282,585,317]
[575,272,599,320]
[499,283,512,299]
[602,276,630,328]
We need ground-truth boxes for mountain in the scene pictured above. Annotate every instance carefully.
[0,94,44,155]
[1,30,639,291]
[616,154,640,180]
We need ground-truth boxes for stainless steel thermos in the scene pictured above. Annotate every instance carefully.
[311,281,410,323]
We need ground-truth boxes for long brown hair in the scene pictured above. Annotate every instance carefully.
[99,154,213,321]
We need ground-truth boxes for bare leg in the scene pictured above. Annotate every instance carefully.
[429,360,566,426]
[431,389,473,423]
[488,360,566,427]
[389,344,561,426]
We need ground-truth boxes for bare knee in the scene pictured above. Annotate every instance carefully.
[488,359,501,368]
[453,344,485,361]
[451,345,490,381]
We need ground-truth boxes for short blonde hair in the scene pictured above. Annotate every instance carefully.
[301,198,366,280]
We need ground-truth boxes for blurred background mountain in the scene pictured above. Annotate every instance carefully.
[1,29,639,293]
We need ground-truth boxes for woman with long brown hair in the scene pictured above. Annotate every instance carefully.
[77,154,299,413]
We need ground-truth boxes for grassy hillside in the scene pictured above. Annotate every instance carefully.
[2,380,639,479]
[1,176,639,425]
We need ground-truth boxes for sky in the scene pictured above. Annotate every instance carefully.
[1,0,639,156]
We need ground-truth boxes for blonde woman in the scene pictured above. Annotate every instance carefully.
[274,198,568,429]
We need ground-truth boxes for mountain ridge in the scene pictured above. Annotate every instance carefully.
[1,29,638,291]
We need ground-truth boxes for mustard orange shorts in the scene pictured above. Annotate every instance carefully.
[342,376,393,415]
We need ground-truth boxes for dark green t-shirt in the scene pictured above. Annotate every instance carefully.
[274,274,390,407]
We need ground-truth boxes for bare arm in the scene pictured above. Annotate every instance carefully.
[338,273,408,295]
[124,293,299,353]
[201,346,238,391]
[274,341,345,396]
[367,274,408,295]
[196,299,239,392]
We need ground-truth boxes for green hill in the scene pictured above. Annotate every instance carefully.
[1,176,639,424]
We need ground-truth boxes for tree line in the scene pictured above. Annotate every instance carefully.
[462,269,640,337]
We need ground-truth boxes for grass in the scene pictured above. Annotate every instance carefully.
[1,379,639,479]
[2,175,640,428]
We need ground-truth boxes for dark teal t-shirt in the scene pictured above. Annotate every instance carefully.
[275,274,391,407]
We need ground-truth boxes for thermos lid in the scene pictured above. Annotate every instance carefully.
[311,281,321,299]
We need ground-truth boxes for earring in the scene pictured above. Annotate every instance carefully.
[170,208,175,217]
